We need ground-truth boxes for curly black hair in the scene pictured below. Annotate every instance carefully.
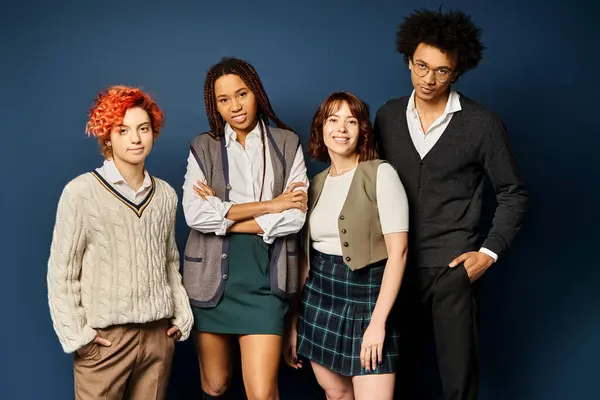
[396,8,484,79]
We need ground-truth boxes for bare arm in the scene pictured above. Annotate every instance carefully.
[370,232,408,325]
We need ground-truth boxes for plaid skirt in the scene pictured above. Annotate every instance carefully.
[296,249,400,376]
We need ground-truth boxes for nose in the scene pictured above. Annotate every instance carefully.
[338,123,347,133]
[230,98,242,112]
[130,130,142,144]
[423,70,435,85]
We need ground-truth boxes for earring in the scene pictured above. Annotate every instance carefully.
[106,142,112,147]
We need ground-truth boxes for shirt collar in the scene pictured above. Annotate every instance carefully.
[407,89,462,117]
[102,159,152,189]
[224,122,263,147]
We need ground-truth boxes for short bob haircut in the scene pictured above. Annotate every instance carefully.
[85,86,165,159]
[308,91,377,163]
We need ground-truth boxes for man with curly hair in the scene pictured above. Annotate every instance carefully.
[374,9,528,400]
[47,86,193,400]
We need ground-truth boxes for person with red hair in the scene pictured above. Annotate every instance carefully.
[47,85,193,400]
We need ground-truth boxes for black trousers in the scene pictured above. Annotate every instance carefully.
[395,265,479,400]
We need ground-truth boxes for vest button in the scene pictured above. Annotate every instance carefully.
[345,256,351,262]
[226,184,232,190]
[341,229,347,234]
[343,242,349,247]
[340,215,345,220]
[221,253,228,259]
[222,274,228,280]
[420,160,425,165]
[417,184,421,188]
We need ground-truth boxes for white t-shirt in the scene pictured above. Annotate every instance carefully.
[309,163,409,256]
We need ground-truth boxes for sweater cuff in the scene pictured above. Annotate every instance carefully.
[171,311,193,341]
[62,325,97,354]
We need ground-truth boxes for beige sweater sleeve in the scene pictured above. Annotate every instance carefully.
[47,183,97,353]
[165,190,194,340]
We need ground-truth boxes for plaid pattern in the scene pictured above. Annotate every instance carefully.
[297,249,400,376]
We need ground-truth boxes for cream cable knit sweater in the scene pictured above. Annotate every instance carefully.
[47,173,193,353]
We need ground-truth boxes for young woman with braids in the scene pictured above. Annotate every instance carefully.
[181,57,309,400]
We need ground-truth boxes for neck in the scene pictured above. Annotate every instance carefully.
[112,157,145,191]
[232,120,260,148]
[329,152,359,177]
[414,89,450,116]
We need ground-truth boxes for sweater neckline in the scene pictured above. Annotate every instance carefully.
[89,171,156,218]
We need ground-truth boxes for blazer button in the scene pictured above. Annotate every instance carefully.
[221,253,228,259]
[222,274,228,280]
[340,215,345,220]
[417,184,421,188]
[226,184,232,190]
[343,242,349,247]
[341,229,347,234]
[345,256,351,262]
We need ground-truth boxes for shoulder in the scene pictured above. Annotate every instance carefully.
[375,162,398,178]
[190,132,219,148]
[62,173,96,198]
[375,96,410,116]
[269,127,300,143]
[309,166,329,187]
[152,177,178,200]
[458,94,504,126]
[358,159,387,176]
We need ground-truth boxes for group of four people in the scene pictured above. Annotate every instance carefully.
[47,8,527,400]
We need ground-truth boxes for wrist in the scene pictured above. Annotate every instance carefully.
[263,200,274,214]
[370,314,387,327]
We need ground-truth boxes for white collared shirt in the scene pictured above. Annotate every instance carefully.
[95,159,152,205]
[182,122,308,244]
[406,90,462,159]
[406,90,498,262]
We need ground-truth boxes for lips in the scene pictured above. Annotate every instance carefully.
[128,147,144,152]
[231,113,247,123]
[420,86,434,94]
[332,136,350,144]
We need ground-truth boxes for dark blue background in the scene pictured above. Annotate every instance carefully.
[1,0,597,399]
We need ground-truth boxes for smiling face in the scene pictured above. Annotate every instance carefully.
[214,74,259,135]
[322,101,360,159]
[107,107,153,166]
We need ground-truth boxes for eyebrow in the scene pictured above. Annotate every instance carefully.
[414,59,452,70]
[216,87,249,98]
[118,122,150,129]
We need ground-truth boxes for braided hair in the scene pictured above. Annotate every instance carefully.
[203,57,292,138]
[203,57,292,200]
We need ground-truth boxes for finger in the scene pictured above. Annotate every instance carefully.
[166,326,179,336]
[371,345,378,370]
[449,252,470,267]
[285,182,306,193]
[94,337,111,347]
[193,187,207,200]
[377,343,383,365]
[360,345,366,369]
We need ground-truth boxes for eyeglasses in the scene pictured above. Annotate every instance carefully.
[411,61,453,83]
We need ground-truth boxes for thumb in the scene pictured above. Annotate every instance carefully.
[449,253,468,268]
[95,337,112,347]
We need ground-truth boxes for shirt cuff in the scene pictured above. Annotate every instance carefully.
[206,197,233,236]
[254,213,285,244]
[479,247,498,262]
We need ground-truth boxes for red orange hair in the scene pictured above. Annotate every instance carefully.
[85,86,165,158]
[308,91,378,163]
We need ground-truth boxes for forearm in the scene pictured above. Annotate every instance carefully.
[371,238,408,325]
[225,201,271,222]
[227,218,264,234]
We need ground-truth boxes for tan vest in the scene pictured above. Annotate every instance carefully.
[305,159,388,270]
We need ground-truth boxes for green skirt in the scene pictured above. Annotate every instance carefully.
[192,233,289,336]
